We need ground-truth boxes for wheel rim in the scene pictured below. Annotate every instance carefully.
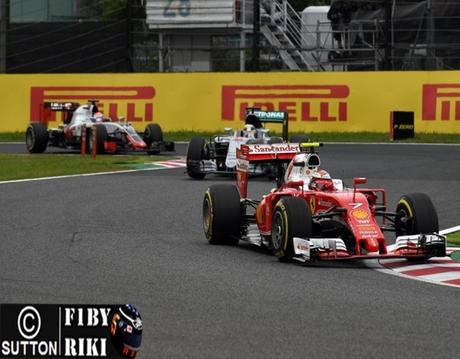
[272,211,285,250]
[145,127,151,140]
[26,128,34,148]
[203,197,212,235]
[397,207,413,236]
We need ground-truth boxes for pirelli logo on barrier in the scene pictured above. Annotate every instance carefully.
[422,84,460,121]
[221,85,350,122]
[30,86,156,123]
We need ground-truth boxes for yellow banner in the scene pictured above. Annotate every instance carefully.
[1,72,460,133]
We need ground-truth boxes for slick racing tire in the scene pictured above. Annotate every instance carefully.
[395,193,439,237]
[26,123,48,153]
[144,124,163,155]
[203,185,241,245]
[187,136,206,179]
[290,134,310,143]
[88,125,108,154]
[271,197,312,262]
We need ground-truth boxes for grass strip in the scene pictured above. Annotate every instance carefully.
[0,154,170,181]
[447,231,460,247]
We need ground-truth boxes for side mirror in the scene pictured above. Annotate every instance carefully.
[286,180,304,188]
[353,177,367,201]
[353,177,367,186]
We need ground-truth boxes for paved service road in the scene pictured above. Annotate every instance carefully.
[0,144,459,359]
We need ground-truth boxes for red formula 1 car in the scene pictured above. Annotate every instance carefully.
[26,100,174,155]
[202,142,446,263]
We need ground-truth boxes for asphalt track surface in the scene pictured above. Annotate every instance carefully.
[1,143,460,358]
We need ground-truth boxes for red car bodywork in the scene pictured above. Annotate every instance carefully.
[235,143,445,261]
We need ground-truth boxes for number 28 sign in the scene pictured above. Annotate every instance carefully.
[148,1,235,25]
[163,0,191,17]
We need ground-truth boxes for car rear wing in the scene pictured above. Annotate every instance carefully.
[245,108,289,141]
[44,102,80,111]
[236,142,322,198]
[38,102,80,126]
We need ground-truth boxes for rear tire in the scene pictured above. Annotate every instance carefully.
[395,193,439,237]
[187,137,206,179]
[271,197,312,262]
[144,124,163,155]
[203,185,241,245]
[26,123,48,153]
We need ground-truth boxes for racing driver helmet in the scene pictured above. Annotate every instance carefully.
[309,169,335,191]
[243,124,256,138]
[284,153,333,190]
[93,112,104,122]
[110,304,143,358]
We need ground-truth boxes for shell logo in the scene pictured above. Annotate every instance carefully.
[352,209,369,220]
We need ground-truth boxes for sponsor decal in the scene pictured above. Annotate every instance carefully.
[390,111,414,140]
[356,219,370,225]
[0,304,142,358]
[293,237,311,259]
[247,143,299,154]
[357,225,378,232]
[318,199,334,207]
[422,84,460,121]
[30,86,156,123]
[297,243,310,251]
[251,110,286,120]
[309,197,316,213]
[360,233,378,238]
[393,124,414,130]
[348,203,363,210]
[351,209,369,220]
[358,229,379,239]
[221,85,350,122]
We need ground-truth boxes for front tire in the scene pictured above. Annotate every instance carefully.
[187,137,206,179]
[144,124,163,155]
[395,193,439,237]
[26,123,48,153]
[271,197,312,261]
[203,185,241,245]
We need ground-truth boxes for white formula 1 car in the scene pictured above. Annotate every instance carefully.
[26,100,174,155]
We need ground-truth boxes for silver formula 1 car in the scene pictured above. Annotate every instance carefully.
[186,108,309,179]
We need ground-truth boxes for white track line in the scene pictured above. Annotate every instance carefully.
[0,167,178,185]
[440,225,460,235]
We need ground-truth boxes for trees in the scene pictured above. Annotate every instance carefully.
[98,0,127,20]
